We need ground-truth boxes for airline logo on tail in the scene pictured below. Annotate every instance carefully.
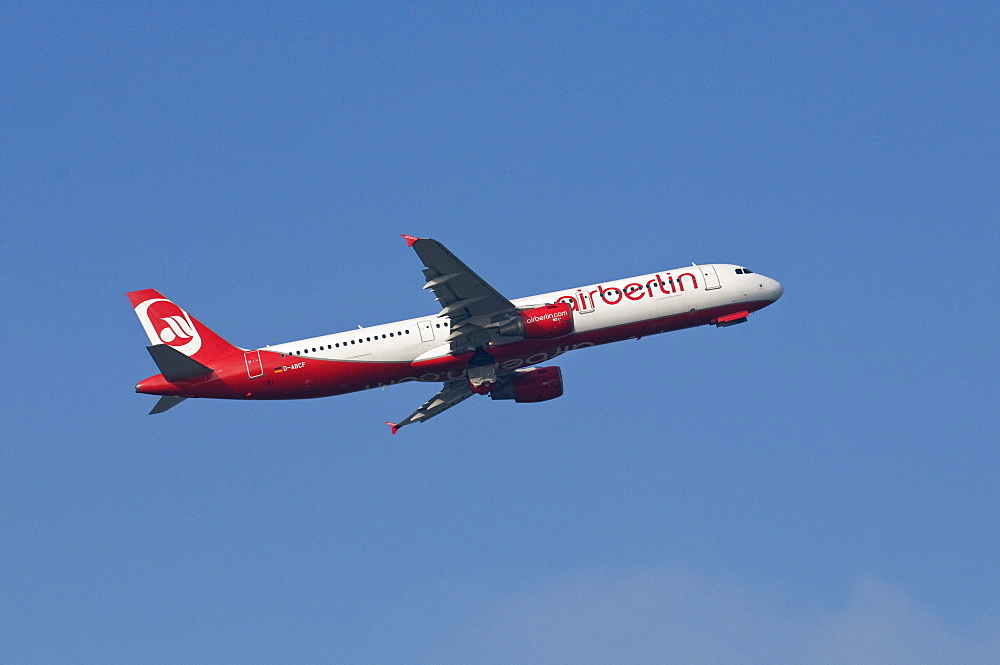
[134,297,202,356]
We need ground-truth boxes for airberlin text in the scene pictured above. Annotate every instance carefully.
[526,310,570,324]
[555,272,699,311]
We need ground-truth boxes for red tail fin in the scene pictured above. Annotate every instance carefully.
[127,289,243,365]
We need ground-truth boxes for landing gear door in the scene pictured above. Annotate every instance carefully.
[699,264,722,290]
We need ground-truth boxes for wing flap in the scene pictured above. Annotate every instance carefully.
[423,273,460,289]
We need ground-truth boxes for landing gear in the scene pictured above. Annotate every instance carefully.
[466,347,497,395]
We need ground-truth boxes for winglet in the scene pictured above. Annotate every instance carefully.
[386,421,401,435]
[400,234,420,247]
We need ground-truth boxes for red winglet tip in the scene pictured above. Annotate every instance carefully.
[401,234,420,247]
[386,422,400,434]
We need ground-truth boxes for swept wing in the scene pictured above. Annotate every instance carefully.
[404,235,519,353]
[389,235,524,432]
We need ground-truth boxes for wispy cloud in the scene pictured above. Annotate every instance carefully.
[434,566,999,665]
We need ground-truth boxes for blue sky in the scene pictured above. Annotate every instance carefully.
[3,2,998,663]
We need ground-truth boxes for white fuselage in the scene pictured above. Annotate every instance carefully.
[264,263,783,368]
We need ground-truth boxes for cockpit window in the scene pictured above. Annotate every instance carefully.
[735,268,754,275]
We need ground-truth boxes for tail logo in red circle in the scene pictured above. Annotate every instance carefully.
[134,298,202,356]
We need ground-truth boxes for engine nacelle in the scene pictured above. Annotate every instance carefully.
[490,366,564,403]
[497,303,574,339]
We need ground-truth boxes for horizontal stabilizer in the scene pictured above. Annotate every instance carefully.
[149,396,188,415]
[146,344,214,381]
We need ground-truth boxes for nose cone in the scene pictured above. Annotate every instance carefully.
[769,277,784,302]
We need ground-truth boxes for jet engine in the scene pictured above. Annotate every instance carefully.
[497,303,574,339]
[490,366,564,403]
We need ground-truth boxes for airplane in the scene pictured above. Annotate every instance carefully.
[129,235,783,432]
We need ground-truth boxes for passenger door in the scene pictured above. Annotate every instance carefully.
[699,264,722,290]
[418,320,435,342]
